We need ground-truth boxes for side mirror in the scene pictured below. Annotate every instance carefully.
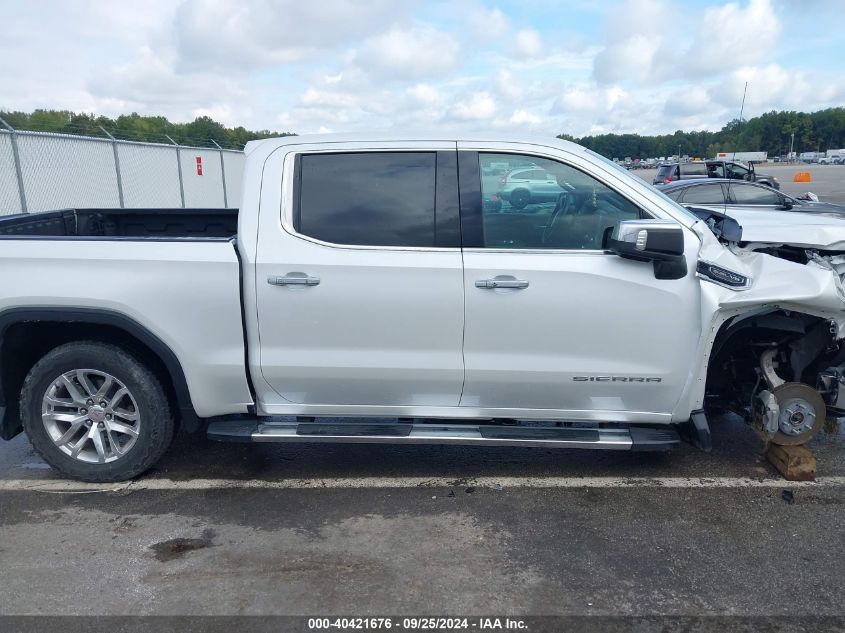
[606,219,687,280]
[780,197,794,211]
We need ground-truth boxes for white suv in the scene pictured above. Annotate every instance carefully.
[497,167,563,209]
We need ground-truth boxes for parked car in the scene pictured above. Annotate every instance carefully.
[656,179,845,215]
[653,159,780,189]
[3,133,845,482]
[497,166,563,209]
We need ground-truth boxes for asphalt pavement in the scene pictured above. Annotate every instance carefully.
[1,413,844,620]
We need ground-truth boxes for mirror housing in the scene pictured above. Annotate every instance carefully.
[779,196,794,211]
[606,219,687,280]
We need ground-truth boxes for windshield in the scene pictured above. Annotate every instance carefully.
[585,149,701,223]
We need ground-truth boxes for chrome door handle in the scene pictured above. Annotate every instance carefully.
[268,274,320,286]
[475,279,529,289]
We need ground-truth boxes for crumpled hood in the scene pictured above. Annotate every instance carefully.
[719,208,845,249]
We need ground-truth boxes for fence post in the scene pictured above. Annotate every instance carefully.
[166,135,186,208]
[100,126,125,208]
[211,139,229,207]
[0,115,28,213]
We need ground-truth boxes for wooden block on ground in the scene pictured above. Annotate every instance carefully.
[766,444,816,481]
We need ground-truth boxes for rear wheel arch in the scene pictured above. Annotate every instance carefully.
[0,308,199,440]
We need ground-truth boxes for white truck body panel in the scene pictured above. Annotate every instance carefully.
[0,240,252,417]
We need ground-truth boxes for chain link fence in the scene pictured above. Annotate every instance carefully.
[0,121,244,215]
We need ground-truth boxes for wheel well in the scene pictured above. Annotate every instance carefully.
[1,314,198,439]
[705,310,834,414]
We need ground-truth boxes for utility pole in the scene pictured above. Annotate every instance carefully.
[732,81,748,161]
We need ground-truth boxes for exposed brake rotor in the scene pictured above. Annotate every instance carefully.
[770,382,826,446]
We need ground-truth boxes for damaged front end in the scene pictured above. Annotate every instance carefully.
[693,209,845,445]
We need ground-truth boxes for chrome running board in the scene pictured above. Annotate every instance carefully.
[207,420,680,452]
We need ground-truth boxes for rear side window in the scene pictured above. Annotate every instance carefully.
[680,184,725,205]
[296,152,436,247]
[657,165,678,179]
[681,162,707,176]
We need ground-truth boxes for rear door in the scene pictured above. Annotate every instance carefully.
[457,146,701,420]
[255,147,465,408]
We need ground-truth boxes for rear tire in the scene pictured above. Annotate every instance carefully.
[20,341,175,482]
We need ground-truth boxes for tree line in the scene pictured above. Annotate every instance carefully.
[3,106,844,157]
[558,107,845,160]
[0,109,295,149]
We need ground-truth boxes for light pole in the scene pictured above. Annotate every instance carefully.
[789,132,795,162]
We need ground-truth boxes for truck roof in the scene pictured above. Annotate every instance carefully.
[244,132,588,156]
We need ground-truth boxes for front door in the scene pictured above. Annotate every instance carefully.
[458,148,702,420]
[256,148,465,407]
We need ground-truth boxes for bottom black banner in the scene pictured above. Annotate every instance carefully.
[0,616,843,633]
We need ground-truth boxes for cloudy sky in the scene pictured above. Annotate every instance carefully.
[2,0,843,137]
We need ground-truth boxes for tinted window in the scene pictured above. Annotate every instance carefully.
[297,152,436,247]
[513,169,546,181]
[480,153,644,250]
[725,162,749,178]
[728,183,781,205]
[707,163,725,177]
[657,165,678,179]
[680,184,725,204]
[681,162,707,176]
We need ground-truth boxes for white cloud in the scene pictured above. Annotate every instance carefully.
[0,0,842,140]
[689,0,781,69]
[510,109,542,126]
[354,25,461,80]
[452,92,497,121]
[407,83,442,106]
[594,0,783,85]
[172,0,406,70]
[514,29,543,58]
[593,0,668,84]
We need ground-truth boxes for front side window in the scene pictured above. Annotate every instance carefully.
[680,184,726,205]
[707,163,725,178]
[728,183,781,205]
[479,153,644,250]
[296,152,436,247]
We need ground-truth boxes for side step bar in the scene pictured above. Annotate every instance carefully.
[207,420,680,452]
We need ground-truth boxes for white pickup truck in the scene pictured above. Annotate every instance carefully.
[3,134,845,482]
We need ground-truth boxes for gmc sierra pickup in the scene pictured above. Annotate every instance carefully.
[3,134,845,482]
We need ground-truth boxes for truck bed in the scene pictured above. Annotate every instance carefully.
[0,208,238,239]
